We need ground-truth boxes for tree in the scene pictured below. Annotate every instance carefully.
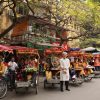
[79,0,100,48]
[0,0,100,48]
[0,0,35,38]
[41,0,100,42]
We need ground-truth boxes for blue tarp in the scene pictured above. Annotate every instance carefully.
[70,48,80,51]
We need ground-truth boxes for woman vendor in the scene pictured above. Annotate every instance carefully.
[0,56,7,75]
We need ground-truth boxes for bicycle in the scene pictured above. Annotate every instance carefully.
[0,76,7,99]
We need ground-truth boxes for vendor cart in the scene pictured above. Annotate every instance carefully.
[84,65,95,81]
[69,51,85,85]
[69,67,84,86]
[93,54,100,78]
[44,47,63,88]
[9,46,39,94]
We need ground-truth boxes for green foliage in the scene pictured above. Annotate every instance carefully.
[1,0,100,48]
[30,0,100,48]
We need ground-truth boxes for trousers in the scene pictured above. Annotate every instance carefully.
[60,81,69,91]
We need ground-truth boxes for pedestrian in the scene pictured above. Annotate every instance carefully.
[8,57,18,90]
[59,52,70,92]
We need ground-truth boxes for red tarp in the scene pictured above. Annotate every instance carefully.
[45,47,65,55]
[9,46,38,54]
[94,54,100,58]
[0,45,13,52]
[0,45,38,54]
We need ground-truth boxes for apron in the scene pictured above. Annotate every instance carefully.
[60,58,70,81]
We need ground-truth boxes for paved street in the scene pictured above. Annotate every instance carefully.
[2,78,100,100]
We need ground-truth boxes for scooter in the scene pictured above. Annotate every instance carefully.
[69,68,84,86]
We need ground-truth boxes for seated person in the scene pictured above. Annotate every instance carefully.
[70,67,76,79]
[0,58,7,75]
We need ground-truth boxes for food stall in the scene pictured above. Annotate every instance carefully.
[69,50,94,82]
[93,53,100,78]
[44,47,64,88]
[9,46,39,94]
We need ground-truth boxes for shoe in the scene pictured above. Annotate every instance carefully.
[61,89,64,92]
[10,88,13,91]
[66,88,70,91]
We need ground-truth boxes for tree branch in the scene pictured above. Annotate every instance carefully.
[0,23,16,38]
[25,0,34,15]
[0,0,4,5]
[0,2,14,15]
[10,0,17,21]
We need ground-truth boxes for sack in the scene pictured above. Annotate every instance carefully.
[46,71,52,80]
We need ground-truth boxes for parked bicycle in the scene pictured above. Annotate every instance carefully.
[0,75,7,99]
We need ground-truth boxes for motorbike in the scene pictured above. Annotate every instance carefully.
[69,68,84,86]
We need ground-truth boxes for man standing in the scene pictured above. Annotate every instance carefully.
[59,52,70,92]
[8,57,18,90]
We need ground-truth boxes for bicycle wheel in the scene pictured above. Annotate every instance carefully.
[35,79,38,94]
[0,78,7,99]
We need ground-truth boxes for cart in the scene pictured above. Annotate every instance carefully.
[9,46,39,94]
[44,68,60,88]
[15,68,39,94]
[69,67,84,86]
[0,75,8,99]
[93,54,100,78]
[44,47,63,88]
[69,50,95,84]
[68,51,85,86]
[84,65,95,81]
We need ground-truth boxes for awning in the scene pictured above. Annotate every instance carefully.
[0,45,13,53]
[81,47,98,53]
[93,52,100,55]
[70,48,80,51]
[44,47,65,55]
[35,42,61,47]
[69,51,83,57]
[9,46,38,54]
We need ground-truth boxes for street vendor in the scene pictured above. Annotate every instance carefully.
[59,52,70,92]
[23,56,39,82]
[8,57,18,89]
[82,59,88,68]
[73,58,85,77]
[0,57,6,75]
[29,56,39,71]
[0,55,8,75]
[51,55,60,68]
[94,56,100,71]
[74,58,79,68]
